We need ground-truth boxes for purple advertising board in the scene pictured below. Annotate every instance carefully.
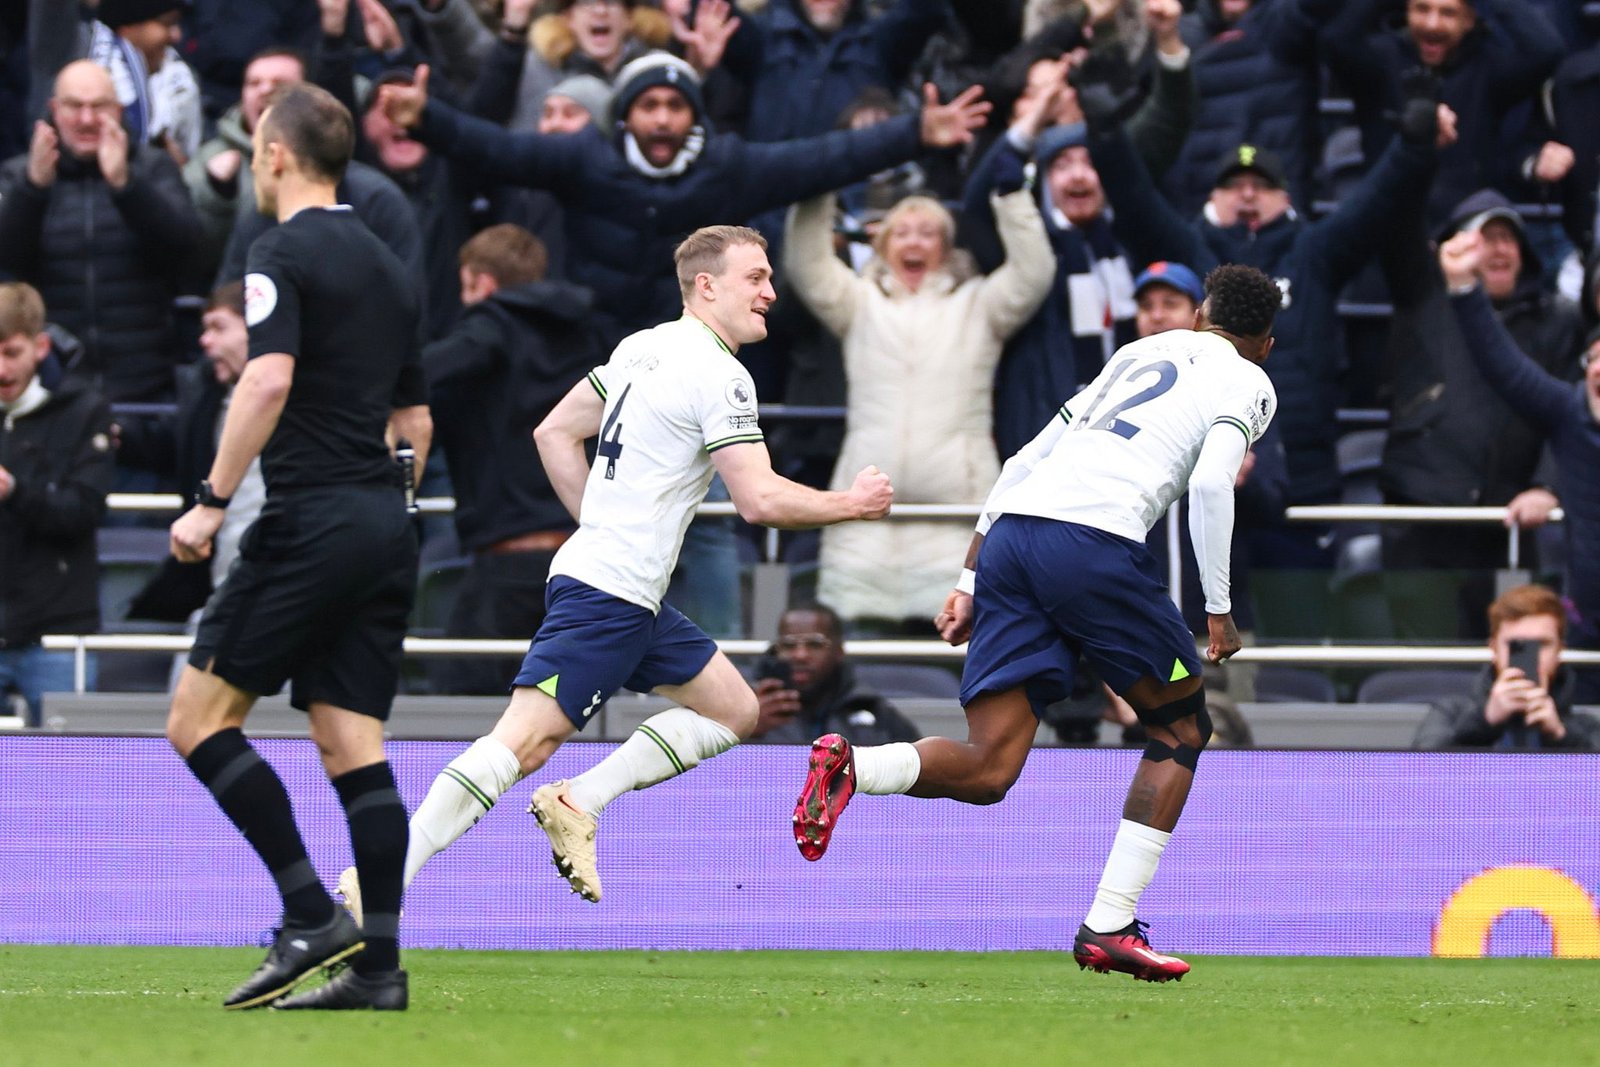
[2,737,1597,957]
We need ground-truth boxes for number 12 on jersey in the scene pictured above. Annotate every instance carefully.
[597,383,631,479]
[1075,358,1177,439]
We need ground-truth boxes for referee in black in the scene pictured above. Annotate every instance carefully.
[167,82,430,1012]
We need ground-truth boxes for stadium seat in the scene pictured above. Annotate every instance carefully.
[1252,665,1339,704]
[1355,669,1478,705]
[95,527,184,693]
[1336,429,1387,479]
[851,662,961,700]
[411,556,470,636]
[1331,428,1388,641]
[1330,546,1393,643]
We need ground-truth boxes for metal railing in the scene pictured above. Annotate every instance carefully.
[35,631,1600,699]
[108,494,1561,570]
[61,498,1581,699]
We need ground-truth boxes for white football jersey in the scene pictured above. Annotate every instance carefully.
[548,316,762,613]
[987,330,1276,540]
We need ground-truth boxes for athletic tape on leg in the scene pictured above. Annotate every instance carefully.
[1138,688,1211,771]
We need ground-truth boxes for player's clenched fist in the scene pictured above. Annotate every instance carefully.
[934,589,973,646]
[848,464,893,519]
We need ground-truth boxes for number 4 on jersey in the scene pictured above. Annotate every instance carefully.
[597,383,631,479]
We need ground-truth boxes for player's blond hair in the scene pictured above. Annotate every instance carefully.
[674,225,768,301]
[0,282,45,339]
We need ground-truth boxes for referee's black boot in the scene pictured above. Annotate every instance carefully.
[273,967,409,1011]
[223,910,365,1010]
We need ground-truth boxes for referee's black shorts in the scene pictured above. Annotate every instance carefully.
[190,483,418,719]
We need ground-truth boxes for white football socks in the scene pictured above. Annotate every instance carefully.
[403,736,523,886]
[1082,819,1173,934]
[566,707,739,818]
[851,741,922,795]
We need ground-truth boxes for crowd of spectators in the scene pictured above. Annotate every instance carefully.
[4,0,1600,730]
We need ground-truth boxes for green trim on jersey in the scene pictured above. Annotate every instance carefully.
[1169,659,1191,683]
[687,315,734,356]
[587,370,607,400]
[706,432,765,453]
[1213,415,1251,444]
[536,674,560,698]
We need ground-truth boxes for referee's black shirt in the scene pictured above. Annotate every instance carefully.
[243,206,424,491]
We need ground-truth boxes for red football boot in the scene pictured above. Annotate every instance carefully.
[792,733,855,861]
[1073,920,1191,982]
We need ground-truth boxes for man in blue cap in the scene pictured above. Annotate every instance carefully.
[1133,260,1205,338]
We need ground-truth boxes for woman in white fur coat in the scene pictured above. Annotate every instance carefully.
[785,186,1054,629]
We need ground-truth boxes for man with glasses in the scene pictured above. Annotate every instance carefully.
[0,60,201,428]
[750,603,921,744]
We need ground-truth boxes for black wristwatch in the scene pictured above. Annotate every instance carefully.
[195,479,232,509]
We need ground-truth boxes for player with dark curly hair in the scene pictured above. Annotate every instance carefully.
[1202,263,1283,341]
[792,263,1280,984]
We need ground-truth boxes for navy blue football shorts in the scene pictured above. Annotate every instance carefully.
[513,576,719,729]
[959,514,1202,717]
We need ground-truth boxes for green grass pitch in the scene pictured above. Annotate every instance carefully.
[3,946,1598,1066]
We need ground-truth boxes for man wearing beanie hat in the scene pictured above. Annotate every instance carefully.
[515,76,615,285]
[608,52,703,128]
[606,52,707,173]
[87,0,201,161]
[542,75,612,133]
[378,60,990,340]
[1379,189,1583,639]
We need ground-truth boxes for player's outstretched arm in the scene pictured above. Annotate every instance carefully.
[713,442,892,529]
[534,377,605,521]
[1189,420,1250,662]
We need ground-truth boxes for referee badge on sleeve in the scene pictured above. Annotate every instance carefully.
[244,273,278,327]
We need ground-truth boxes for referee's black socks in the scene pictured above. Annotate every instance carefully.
[184,728,337,928]
[333,761,407,974]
